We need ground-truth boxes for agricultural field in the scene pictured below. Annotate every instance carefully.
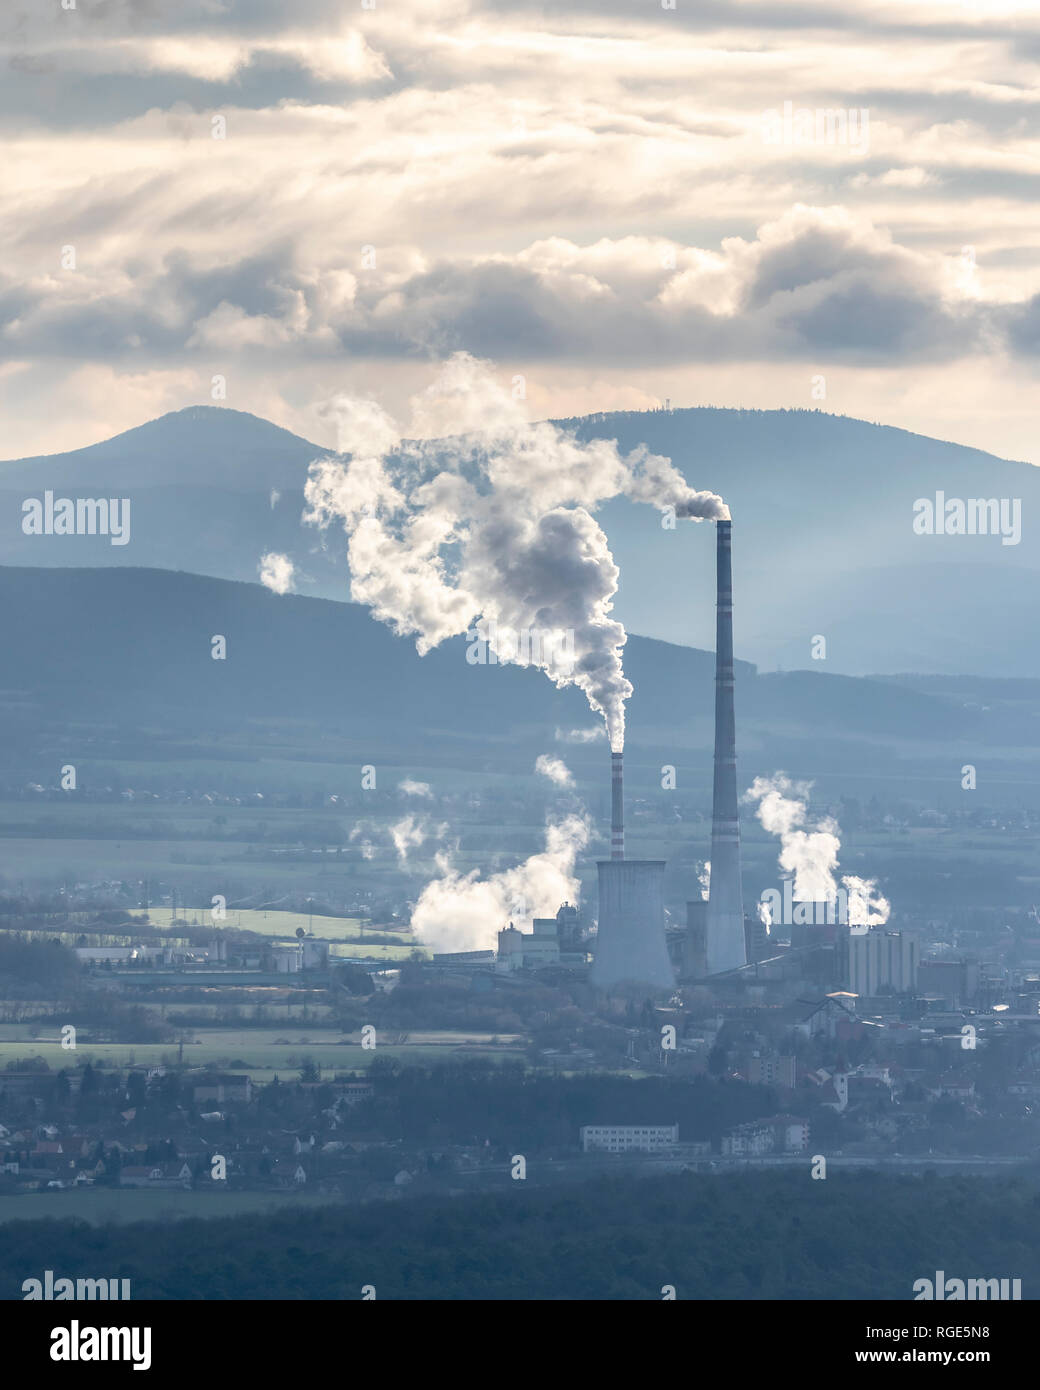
[0,1026,525,1076]
[145,907,403,943]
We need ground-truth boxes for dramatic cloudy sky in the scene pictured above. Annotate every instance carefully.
[2,0,1039,459]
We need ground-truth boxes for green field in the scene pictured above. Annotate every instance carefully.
[2,910,419,960]
[145,907,368,939]
[145,906,418,957]
[0,1026,525,1075]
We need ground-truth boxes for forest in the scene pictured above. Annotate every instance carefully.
[5,1169,1040,1300]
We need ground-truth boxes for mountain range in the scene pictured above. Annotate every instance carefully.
[1,565,1037,813]
[1,403,1036,678]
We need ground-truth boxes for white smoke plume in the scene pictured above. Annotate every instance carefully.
[304,353,726,751]
[745,773,840,904]
[698,861,711,901]
[348,823,378,861]
[757,897,772,931]
[843,874,891,930]
[390,815,427,864]
[349,812,448,866]
[398,779,433,799]
[743,773,890,926]
[555,725,607,744]
[258,551,295,594]
[410,811,589,953]
[535,753,574,787]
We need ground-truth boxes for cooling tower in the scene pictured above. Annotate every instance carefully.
[610,750,624,859]
[706,519,747,975]
[592,859,674,990]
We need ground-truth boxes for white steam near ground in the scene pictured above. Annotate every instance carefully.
[743,773,890,929]
[303,352,726,751]
[389,813,449,865]
[409,809,591,954]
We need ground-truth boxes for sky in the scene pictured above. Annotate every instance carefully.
[2,0,1039,461]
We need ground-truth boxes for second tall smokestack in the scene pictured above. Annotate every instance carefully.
[611,750,624,859]
[706,518,747,974]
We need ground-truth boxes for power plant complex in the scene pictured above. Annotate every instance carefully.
[592,518,747,991]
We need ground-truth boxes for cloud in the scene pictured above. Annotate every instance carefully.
[3,0,1040,458]
[0,210,1009,372]
[258,551,295,594]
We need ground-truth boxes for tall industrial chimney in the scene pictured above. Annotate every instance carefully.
[610,750,624,859]
[705,519,747,974]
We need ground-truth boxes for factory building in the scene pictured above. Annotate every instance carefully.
[580,1123,678,1154]
[495,903,587,972]
[497,923,560,972]
[917,958,979,1007]
[270,939,330,973]
[839,927,919,996]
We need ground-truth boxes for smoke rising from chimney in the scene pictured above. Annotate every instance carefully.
[743,773,890,926]
[304,353,726,750]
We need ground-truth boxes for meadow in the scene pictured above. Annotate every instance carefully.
[0,1025,524,1076]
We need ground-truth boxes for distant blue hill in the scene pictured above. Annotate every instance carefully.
[0,565,1022,758]
[1,404,1036,677]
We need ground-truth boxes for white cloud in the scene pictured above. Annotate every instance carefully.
[2,0,1040,457]
[258,551,295,594]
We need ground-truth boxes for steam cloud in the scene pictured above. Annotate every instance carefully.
[398,779,433,799]
[555,726,607,745]
[535,754,574,787]
[258,551,295,594]
[410,810,590,954]
[390,815,428,864]
[743,773,890,927]
[304,352,726,750]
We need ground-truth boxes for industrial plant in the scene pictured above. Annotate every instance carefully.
[436,515,932,1033]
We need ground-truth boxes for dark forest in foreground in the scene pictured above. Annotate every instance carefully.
[5,1170,1040,1300]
